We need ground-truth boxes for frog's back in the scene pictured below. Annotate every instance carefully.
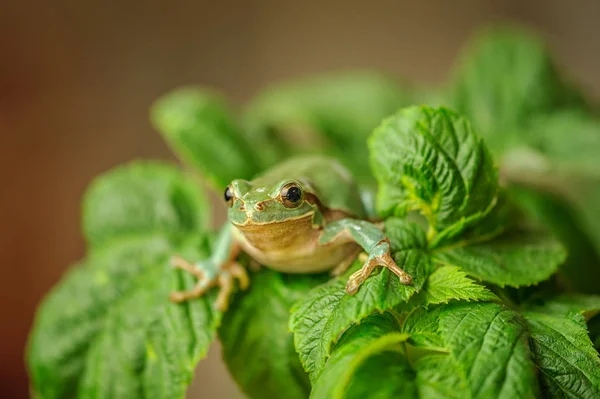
[253,155,366,218]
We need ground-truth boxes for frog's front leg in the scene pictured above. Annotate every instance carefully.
[169,223,249,311]
[319,219,413,294]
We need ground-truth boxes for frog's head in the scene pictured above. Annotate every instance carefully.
[224,179,321,228]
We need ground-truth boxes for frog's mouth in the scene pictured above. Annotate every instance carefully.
[231,212,316,251]
[232,211,315,227]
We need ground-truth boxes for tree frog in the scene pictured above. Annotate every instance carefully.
[170,155,412,310]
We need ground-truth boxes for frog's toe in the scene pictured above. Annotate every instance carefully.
[228,262,250,290]
[345,262,375,295]
[343,252,412,296]
[214,273,234,311]
[378,253,412,285]
[169,278,212,303]
[170,255,203,279]
[345,274,362,295]
[169,291,186,303]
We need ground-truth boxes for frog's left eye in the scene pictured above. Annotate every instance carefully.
[224,185,234,208]
[280,183,303,208]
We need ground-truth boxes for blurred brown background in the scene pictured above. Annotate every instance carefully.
[1,1,599,397]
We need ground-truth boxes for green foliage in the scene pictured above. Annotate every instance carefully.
[243,71,413,182]
[509,185,600,293]
[521,110,600,176]
[82,162,210,248]
[524,311,600,398]
[27,25,600,399]
[419,265,498,304]
[447,26,600,294]
[151,88,262,190]
[432,228,565,287]
[27,163,220,399]
[290,249,430,382]
[291,105,600,399]
[449,26,587,153]
[219,270,327,399]
[369,106,498,243]
[438,302,538,398]
[309,313,411,399]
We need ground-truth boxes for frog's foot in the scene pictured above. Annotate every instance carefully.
[345,241,412,295]
[169,256,250,311]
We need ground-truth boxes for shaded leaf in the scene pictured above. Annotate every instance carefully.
[313,312,470,399]
[523,110,600,177]
[509,184,600,294]
[525,293,600,321]
[433,228,565,287]
[415,355,470,399]
[219,270,327,399]
[449,25,586,152]
[151,88,261,190]
[82,161,210,248]
[244,71,412,182]
[310,313,411,399]
[27,235,220,399]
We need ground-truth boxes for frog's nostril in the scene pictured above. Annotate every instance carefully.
[254,202,264,211]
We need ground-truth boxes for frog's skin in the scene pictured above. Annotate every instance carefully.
[170,155,412,310]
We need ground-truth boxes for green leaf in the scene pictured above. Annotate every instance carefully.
[82,161,210,248]
[369,106,499,241]
[219,270,327,399]
[432,228,565,287]
[402,306,446,351]
[449,25,586,152]
[439,302,539,399]
[289,219,428,381]
[521,110,600,177]
[509,184,600,294]
[384,217,429,250]
[243,71,413,182]
[290,249,430,382]
[27,235,220,399]
[310,313,412,399]
[414,355,470,399]
[524,311,600,398]
[588,315,600,353]
[312,312,470,399]
[421,265,498,304]
[573,180,600,266]
[151,87,262,190]
[525,294,600,321]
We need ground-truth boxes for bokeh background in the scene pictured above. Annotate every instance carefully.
[1,1,599,397]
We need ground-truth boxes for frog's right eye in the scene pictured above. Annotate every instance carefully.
[224,185,234,208]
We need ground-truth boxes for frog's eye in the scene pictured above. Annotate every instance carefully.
[280,183,303,208]
[224,185,234,208]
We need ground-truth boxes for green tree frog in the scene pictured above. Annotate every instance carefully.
[170,155,412,310]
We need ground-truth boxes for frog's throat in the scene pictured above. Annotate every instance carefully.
[231,212,317,252]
